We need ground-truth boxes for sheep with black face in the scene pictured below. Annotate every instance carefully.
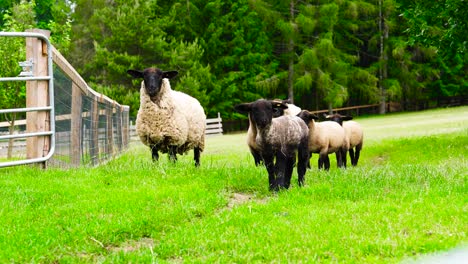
[127,68,206,166]
[297,110,347,170]
[235,99,309,191]
[247,99,302,166]
[325,113,364,166]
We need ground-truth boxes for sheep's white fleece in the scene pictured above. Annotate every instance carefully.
[284,104,302,116]
[136,79,206,154]
[307,120,345,155]
[343,121,363,149]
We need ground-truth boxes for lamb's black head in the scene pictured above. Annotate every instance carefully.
[271,99,292,118]
[324,113,353,126]
[127,68,178,97]
[297,110,319,125]
[234,99,288,128]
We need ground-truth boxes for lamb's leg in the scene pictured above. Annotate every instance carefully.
[249,147,263,166]
[151,145,159,161]
[337,148,347,168]
[335,151,342,168]
[263,153,277,191]
[297,146,308,187]
[168,146,177,163]
[285,156,296,189]
[194,147,201,167]
[353,143,362,166]
[341,148,348,168]
[275,152,287,189]
[307,151,312,169]
[321,154,330,171]
[349,148,355,166]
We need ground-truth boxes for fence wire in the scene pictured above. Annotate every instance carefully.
[49,66,130,168]
[0,62,130,168]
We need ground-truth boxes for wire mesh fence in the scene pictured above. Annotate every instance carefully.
[0,31,130,168]
[50,66,130,168]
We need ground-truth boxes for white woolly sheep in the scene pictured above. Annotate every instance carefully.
[247,99,302,166]
[325,113,364,166]
[297,110,347,170]
[127,68,206,166]
[235,99,309,191]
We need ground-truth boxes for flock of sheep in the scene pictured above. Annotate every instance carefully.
[128,67,363,191]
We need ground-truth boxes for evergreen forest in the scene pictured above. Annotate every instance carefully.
[0,0,466,120]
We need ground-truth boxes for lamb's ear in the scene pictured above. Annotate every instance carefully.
[163,71,178,79]
[127,69,144,79]
[342,115,353,121]
[234,103,252,114]
[271,101,288,109]
[309,112,319,120]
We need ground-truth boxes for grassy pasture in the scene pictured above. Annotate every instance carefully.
[0,106,467,263]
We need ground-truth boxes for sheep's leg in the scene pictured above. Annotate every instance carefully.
[297,144,308,187]
[194,147,201,167]
[318,156,323,170]
[341,148,348,168]
[168,146,178,163]
[284,156,295,189]
[320,154,330,171]
[353,143,362,166]
[307,151,312,169]
[335,151,342,168]
[249,147,263,166]
[285,157,294,189]
[263,153,277,191]
[275,152,287,189]
[151,145,159,161]
[336,148,347,168]
[349,148,355,166]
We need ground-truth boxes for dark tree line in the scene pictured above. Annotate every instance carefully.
[1,0,466,119]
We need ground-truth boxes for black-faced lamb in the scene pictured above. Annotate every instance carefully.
[325,113,364,166]
[127,68,206,166]
[297,110,346,170]
[247,99,302,166]
[235,99,309,191]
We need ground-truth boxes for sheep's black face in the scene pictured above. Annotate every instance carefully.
[251,100,273,128]
[325,114,353,126]
[234,99,288,128]
[329,114,344,126]
[297,110,319,125]
[142,68,164,97]
[127,68,179,97]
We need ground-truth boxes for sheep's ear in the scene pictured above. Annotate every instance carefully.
[324,114,332,119]
[310,112,319,120]
[163,71,178,79]
[271,101,288,109]
[234,103,252,114]
[342,115,353,121]
[127,69,144,79]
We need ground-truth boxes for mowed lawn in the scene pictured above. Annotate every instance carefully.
[0,106,467,263]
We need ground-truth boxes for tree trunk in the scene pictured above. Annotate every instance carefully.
[288,0,295,103]
[378,0,386,114]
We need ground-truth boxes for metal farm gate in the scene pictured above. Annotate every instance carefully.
[0,31,55,168]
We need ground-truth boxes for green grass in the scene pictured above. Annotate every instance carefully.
[0,106,467,263]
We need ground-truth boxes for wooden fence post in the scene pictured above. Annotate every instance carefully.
[25,29,50,168]
[90,97,99,165]
[70,83,82,166]
[106,102,114,157]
